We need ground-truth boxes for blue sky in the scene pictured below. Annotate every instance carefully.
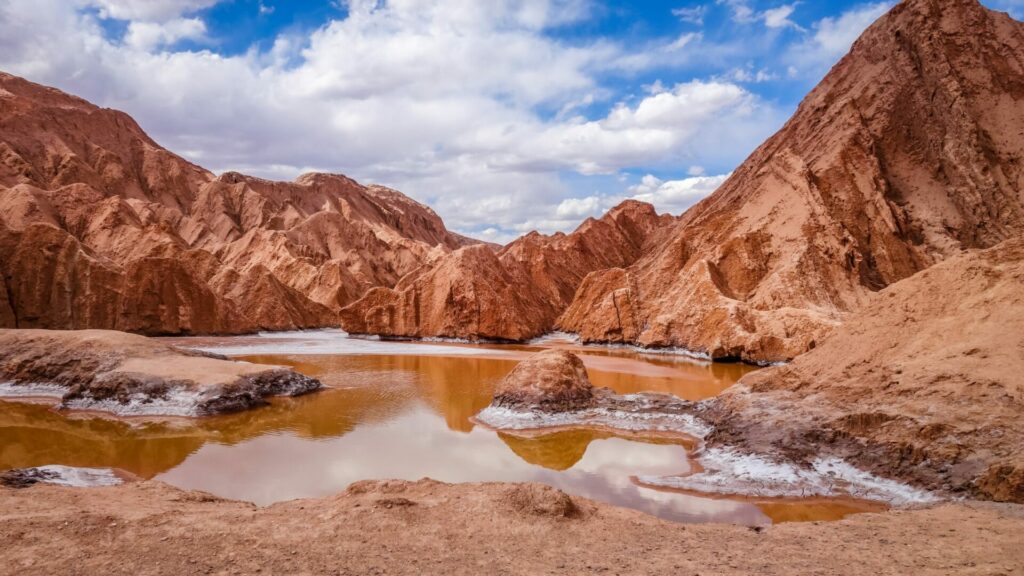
[1,0,1021,242]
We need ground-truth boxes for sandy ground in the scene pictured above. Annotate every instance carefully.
[1,480,1022,576]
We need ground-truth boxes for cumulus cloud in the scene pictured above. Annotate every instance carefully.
[522,170,731,238]
[0,0,784,240]
[124,17,207,50]
[762,4,801,30]
[86,0,222,22]
[787,2,893,76]
[556,196,604,218]
[627,173,730,214]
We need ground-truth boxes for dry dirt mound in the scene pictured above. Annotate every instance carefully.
[705,237,1024,502]
[559,0,1024,362]
[0,329,320,415]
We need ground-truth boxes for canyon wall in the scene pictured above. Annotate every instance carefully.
[0,72,477,334]
[339,201,673,341]
[558,0,1024,362]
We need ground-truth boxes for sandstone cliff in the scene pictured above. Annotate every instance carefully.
[339,200,672,340]
[705,237,1024,503]
[559,0,1024,362]
[0,72,476,334]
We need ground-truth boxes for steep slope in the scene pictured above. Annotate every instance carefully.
[0,72,476,334]
[339,201,672,341]
[560,0,1024,362]
[705,237,1024,502]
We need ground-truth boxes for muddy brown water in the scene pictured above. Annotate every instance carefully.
[0,333,884,525]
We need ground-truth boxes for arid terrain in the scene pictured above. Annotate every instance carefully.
[0,71,477,334]
[344,0,1024,363]
[704,238,1024,503]
[2,0,1024,573]
[1,480,1023,576]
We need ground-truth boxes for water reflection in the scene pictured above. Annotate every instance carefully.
[0,343,872,525]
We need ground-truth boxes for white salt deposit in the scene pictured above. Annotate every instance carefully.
[528,332,582,345]
[636,448,939,505]
[183,329,521,358]
[0,381,66,398]
[62,388,208,417]
[30,465,123,487]
[475,405,711,438]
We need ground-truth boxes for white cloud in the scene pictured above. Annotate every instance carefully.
[811,2,891,55]
[672,5,708,26]
[124,17,207,50]
[665,32,701,52]
[85,0,222,22]
[716,0,804,30]
[717,0,756,23]
[724,64,777,83]
[0,0,784,239]
[762,4,801,30]
[627,173,729,214]
[556,196,603,218]
[787,2,893,76]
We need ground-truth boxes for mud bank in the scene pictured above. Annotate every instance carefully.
[1,480,1022,576]
[477,349,934,506]
[0,330,321,416]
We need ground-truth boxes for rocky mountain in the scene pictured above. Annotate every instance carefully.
[339,200,673,341]
[0,72,477,334]
[559,0,1024,362]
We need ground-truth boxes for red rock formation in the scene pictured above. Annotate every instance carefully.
[492,350,596,413]
[0,329,321,415]
[0,72,477,334]
[559,0,1024,362]
[706,237,1024,502]
[339,200,673,340]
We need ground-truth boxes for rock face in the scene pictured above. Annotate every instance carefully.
[559,0,1024,362]
[0,72,478,334]
[0,329,321,415]
[492,350,596,413]
[340,200,672,340]
[705,237,1024,503]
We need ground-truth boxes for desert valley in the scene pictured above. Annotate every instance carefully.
[1,0,1024,574]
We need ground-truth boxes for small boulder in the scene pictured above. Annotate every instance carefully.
[493,350,595,413]
[502,484,581,518]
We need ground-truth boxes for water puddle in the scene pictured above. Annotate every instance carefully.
[0,331,884,525]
